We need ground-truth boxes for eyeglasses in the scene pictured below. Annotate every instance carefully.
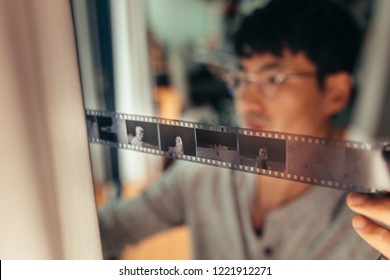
[221,70,317,99]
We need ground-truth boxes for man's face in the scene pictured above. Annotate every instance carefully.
[136,128,144,140]
[235,49,332,137]
[259,148,267,158]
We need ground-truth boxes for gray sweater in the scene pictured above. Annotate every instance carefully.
[98,161,378,259]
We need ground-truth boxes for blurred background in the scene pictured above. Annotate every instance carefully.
[1,0,389,259]
[71,0,388,259]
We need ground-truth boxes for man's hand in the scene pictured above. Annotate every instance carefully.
[347,192,390,259]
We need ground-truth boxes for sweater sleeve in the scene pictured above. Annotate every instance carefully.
[98,161,187,259]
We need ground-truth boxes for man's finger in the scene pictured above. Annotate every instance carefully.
[351,215,390,259]
[347,193,390,226]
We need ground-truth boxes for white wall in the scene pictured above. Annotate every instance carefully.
[110,0,162,185]
[352,0,390,139]
[0,0,101,259]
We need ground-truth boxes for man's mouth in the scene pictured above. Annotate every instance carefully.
[243,114,269,131]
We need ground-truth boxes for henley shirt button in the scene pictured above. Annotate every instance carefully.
[264,246,273,256]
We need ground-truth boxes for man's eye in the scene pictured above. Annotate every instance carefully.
[268,73,285,84]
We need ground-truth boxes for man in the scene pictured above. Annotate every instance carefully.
[255,148,269,170]
[168,136,184,157]
[99,0,383,259]
[130,126,144,147]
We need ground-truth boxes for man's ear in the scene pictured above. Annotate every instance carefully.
[322,71,353,117]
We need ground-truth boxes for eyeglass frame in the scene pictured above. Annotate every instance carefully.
[221,69,318,99]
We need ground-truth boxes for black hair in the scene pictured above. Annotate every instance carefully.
[233,0,363,125]
[234,0,362,83]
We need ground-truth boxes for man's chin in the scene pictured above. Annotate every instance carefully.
[245,123,272,130]
[243,121,267,131]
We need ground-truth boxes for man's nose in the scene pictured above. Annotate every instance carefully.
[239,82,264,103]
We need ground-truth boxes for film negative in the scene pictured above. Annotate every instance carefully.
[86,109,390,194]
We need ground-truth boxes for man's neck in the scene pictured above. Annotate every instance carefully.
[251,176,311,233]
[250,124,346,232]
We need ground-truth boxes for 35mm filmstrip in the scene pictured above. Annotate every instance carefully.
[86,109,390,194]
